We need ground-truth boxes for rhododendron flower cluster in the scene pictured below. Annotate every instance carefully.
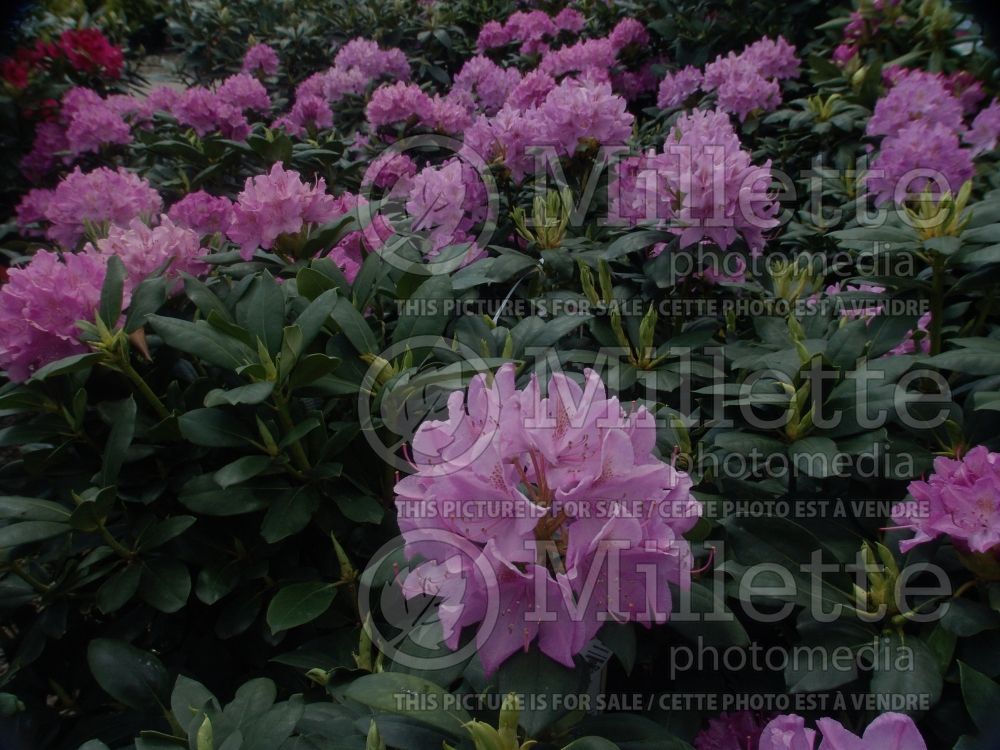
[405,160,488,263]
[760,712,926,750]
[227,162,337,259]
[658,36,799,120]
[279,38,410,135]
[395,364,700,675]
[694,711,769,750]
[241,43,280,76]
[0,250,113,382]
[86,217,210,290]
[864,67,1000,203]
[1,28,123,89]
[891,445,1000,554]
[476,9,582,56]
[167,191,235,237]
[172,74,270,139]
[612,108,779,253]
[17,166,162,248]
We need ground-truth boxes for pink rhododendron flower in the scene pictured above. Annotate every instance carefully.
[0,250,115,382]
[242,43,279,76]
[87,216,210,289]
[405,160,488,260]
[866,69,965,138]
[657,66,703,109]
[505,69,556,111]
[477,21,510,52]
[825,283,886,320]
[965,98,1000,155]
[539,38,617,80]
[334,38,410,81]
[608,18,649,52]
[553,8,585,33]
[614,109,779,252]
[21,121,69,181]
[168,191,235,236]
[867,121,974,206]
[695,711,770,750]
[228,163,337,259]
[28,166,163,249]
[452,56,522,115]
[759,712,926,750]
[366,81,434,128]
[216,73,271,113]
[885,311,931,355]
[394,364,700,675]
[533,77,634,157]
[893,445,1000,553]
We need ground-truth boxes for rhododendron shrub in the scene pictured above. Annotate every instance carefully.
[395,365,699,674]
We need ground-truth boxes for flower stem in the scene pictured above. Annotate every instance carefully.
[118,357,170,420]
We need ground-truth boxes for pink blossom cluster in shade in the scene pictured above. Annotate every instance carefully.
[476,8,586,56]
[460,75,633,182]
[394,364,700,676]
[275,38,410,136]
[863,67,1000,206]
[15,166,163,249]
[891,445,1000,554]
[226,162,338,260]
[759,712,926,750]
[610,108,780,254]
[657,36,800,120]
[241,43,280,77]
[0,217,208,381]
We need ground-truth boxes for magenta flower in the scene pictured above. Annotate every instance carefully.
[965,98,1000,156]
[867,121,974,206]
[333,38,409,82]
[657,66,703,109]
[88,216,209,290]
[21,121,69,181]
[0,250,114,382]
[61,86,132,157]
[241,43,280,76]
[886,311,931,355]
[34,167,162,249]
[216,73,271,113]
[533,77,634,157]
[760,713,926,750]
[866,69,965,138]
[365,81,434,129]
[608,18,649,52]
[168,191,235,237]
[394,364,699,675]
[452,56,522,115]
[695,711,770,750]
[227,162,337,259]
[892,445,1000,554]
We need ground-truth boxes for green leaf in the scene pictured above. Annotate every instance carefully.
[148,316,253,370]
[942,599,1000,637]
[179,475,268,516]
[214,455,272,489]
[100,396,137,486]
[331,298,377,354]
[344,673,471,737]
[0,521,70,548]
[561,740,621,750]
[261,488,319,543]
[870,634,942,713]
[266,582,337,633]
[789,437,841,478]
[0,496,71,522]
[922,350,1000,375]
[338,494,383,524]
[497,648,586,736]
[603,230,670,260]
[139,558,191,613]
[224,677,277,725]
[179,408,254,448]
[170,675,216,735]
[99,256,127,326]
[125,276,168,333]
[87,638,170,710]
[28,352,102,382]
[294,288,338,354]
[204,382,275,407]
[138,516,196,551]
[959,661,1000,734]
[96,564,142,614]
[237,273,286,355]
[392,275,454,347]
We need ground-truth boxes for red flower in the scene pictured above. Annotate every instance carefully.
[57,29,124,79]
[0,58,31,89]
